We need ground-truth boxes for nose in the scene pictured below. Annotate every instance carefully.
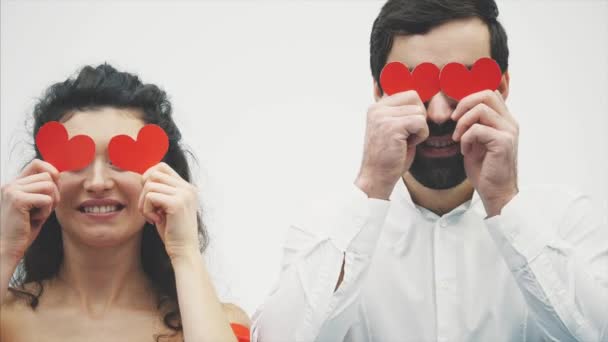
[426,92,457,125]
[83,158,114,194]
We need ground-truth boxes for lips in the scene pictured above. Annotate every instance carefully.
[77,198,125,214]
[418,135,460,158]
[423,135,458,148]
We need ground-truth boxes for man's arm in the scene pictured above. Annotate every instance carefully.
[450,89,607,340]
[485,187,608,341]
[252,184,389,342]
[253,91,427,342]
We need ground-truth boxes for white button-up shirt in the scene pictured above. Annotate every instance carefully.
[253,181,608,342]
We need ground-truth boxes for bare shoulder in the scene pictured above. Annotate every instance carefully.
[1,287,35,342]
[221,303,251,328]
[2,288,21,309]
[1,285,37,312]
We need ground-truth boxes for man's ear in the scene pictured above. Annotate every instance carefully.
[373,80,382,101]
[498,70,510,100]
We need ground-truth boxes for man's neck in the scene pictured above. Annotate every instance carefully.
[403,173,474,216]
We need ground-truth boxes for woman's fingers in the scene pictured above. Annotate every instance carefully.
[19,159,59,183]
[138,181,177,212]
[141,191,173,225]
[19,180,60,207]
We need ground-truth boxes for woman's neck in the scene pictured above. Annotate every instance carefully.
[52,231,156,316]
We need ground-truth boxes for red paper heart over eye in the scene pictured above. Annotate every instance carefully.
[35,121,96,172]
[108,124,169,174]
[379,62,440,102]
[439,57,502,101]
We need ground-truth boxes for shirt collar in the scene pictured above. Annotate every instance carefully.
[386,180,486,255]
[391,178,482,215]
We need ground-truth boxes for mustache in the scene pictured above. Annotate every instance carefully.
[427,120,457,137]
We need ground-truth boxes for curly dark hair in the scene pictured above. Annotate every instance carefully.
[370,0,509,94]
[8,63,208,342]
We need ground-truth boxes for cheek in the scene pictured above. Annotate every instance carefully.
[55,173,82,212]
[114,173,144,205]
[117,175,147,228]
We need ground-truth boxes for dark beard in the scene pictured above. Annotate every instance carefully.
[409,120,467,190]
[409,151,466,189]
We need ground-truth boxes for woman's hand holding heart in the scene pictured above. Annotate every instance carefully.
[138,162,201,261]
[36,122,169,175]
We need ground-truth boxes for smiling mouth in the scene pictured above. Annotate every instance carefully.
[417,134,460,158]
[78,205,125,214]
[423,139,458,148]
[422,133,458,148]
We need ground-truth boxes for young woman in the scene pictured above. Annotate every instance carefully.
[0,64,250,341]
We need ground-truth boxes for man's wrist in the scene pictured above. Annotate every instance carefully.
[482,189,518,217]
[354,174,395,200]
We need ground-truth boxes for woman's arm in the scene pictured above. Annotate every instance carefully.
[172,249,242,342]
[0,249,20,305]
[1,160,60,306]
[139,163,249,341]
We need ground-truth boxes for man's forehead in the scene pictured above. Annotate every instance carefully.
[386,17,491,69]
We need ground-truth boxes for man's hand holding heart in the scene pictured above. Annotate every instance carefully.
[379,57,519,216]
[451,88,519,217]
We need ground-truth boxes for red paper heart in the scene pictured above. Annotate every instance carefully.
[35,121,96,172]
[439,57,502,101]
[108,124,169,174]
[231,323,250,342]
[379,62,440,102]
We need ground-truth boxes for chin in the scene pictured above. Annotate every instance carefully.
[62,222,145,249]
[409,153,467,190]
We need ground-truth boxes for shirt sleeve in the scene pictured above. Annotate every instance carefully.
[484,186,608,342]
[251,183,390,342]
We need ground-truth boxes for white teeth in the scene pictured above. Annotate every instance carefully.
[83,205,119,214]
[426,140,456,148]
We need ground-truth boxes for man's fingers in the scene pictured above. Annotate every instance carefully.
[395,115,429,146]
[460,123,506,156]
[374,104,426,118]
[378,90,425,108]
[452,103,513,141]
[451,90,512,122]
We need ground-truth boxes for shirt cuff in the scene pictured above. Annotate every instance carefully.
[329,183,391,254]
[484,191,556,271]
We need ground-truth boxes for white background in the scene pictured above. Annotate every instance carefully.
[2,0,607,315]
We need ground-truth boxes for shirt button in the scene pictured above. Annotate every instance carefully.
[439,220,448,228]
